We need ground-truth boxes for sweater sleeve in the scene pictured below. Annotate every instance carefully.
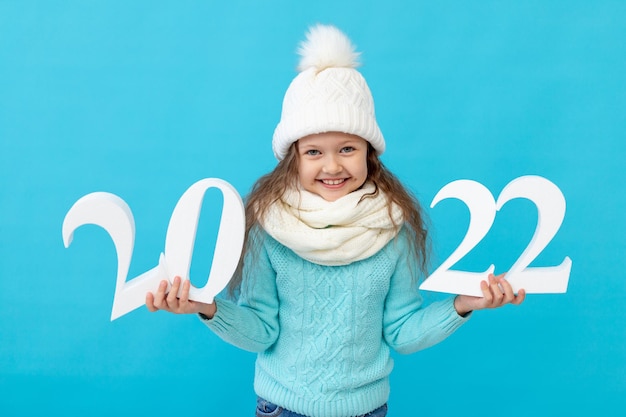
[199,237,280,353]
[382,235,470,355]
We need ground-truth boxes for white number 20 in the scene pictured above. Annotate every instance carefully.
[62,178,245,320]
[419,175,572,297]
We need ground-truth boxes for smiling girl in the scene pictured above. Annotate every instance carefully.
[146,24,525,417]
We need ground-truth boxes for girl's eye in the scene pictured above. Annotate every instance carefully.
[340,146,355,153]
[305,149,321,156]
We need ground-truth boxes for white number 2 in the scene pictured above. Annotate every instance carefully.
[62,178,245,320]
[419,175,572,297]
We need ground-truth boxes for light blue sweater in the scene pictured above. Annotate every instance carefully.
[202,229,469,417]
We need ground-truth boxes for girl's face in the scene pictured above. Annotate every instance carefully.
[296,132,369,202]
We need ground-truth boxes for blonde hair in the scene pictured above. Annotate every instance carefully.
[227,142,430,297]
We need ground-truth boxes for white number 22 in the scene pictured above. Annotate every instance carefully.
[62,178,245,321]
[419,175,572,297]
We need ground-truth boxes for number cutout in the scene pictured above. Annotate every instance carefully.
[62,178,245,320]
[419,175,571,296]
[162,179,245,302]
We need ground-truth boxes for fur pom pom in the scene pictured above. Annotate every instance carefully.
[297,24,361,72]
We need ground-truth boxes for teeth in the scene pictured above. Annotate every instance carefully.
[322,179,345,185]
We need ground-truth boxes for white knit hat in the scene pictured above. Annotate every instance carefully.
[272,24,385,160]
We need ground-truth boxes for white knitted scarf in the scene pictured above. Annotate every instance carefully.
[261,183,403,266]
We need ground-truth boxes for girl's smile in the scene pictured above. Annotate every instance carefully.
[296,132,369,201]
[321,179,347,185]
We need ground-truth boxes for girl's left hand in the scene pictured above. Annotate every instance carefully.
[454,273,525,316]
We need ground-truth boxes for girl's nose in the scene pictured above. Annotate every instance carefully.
[322,155,341,174]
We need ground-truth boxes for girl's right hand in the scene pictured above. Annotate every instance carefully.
[146,276,217,318]
[453,273,525,316]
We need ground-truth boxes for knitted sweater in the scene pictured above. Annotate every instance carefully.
[202,229,469,417]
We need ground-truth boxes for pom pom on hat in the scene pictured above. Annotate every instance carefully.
[297,24,361,72]
[272,24,385,160]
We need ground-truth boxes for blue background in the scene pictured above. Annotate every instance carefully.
[1,1,625,415]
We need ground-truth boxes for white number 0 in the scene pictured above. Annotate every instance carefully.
[62,178,245,320]
[419,175,572,297]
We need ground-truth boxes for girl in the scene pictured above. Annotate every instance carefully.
[146,24,525,417]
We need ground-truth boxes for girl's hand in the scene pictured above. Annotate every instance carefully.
[454,273,525,316]
[146,276,217,318]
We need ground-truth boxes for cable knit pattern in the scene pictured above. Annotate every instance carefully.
[202,229,469,417]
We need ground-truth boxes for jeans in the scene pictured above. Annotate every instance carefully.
[255,397,388,417]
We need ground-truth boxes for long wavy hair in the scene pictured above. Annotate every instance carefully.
[227,141,431,297]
